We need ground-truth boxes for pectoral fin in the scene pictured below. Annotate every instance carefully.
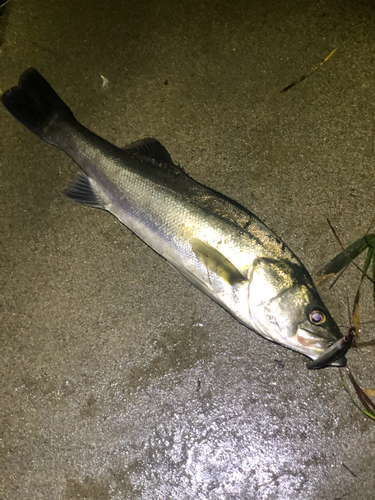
[191,238,247,286]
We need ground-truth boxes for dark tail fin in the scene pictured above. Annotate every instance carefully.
[2,68,76,145]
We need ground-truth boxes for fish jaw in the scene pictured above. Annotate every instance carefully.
[289,327,335,359]
[246,256,344,362]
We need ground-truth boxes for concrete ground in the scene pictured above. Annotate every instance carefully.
[1,0,374,499]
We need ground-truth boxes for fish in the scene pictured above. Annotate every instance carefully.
[2,68,351,369]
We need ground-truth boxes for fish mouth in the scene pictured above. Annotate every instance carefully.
[296,328,328,350]
[293,327,353,369]
[306,330,354,369]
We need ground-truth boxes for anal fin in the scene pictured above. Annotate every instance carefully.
[64,173,107,209]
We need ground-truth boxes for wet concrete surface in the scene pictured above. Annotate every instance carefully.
[1,0,375,498]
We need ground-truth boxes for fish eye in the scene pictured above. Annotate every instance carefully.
[309,310,326,325]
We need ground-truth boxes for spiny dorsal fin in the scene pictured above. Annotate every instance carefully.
[191,238,247,286]
[122,137,175,165]
[64,172,106,209]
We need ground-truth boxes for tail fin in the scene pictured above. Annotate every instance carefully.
[2,68,76,145]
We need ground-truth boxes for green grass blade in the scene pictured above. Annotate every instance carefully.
[316,234,374,278]
[339,369,375,420]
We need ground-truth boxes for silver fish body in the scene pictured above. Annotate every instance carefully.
[2,69,348,368]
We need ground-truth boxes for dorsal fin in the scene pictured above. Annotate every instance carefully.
[122,137,175,165]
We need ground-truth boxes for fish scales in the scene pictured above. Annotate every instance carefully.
[1,68,351,368]
[58,121,295,274]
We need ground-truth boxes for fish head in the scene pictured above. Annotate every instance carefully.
[248,257,343,363]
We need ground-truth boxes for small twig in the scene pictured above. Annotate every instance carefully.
[327,263,350,290]
[365,216,375,236]
[0,0,11,9]
[23,38,55,54]
[342,463,357,478]
[351,287,361,334]
[280,47,337,93]
[355,338,375,347]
